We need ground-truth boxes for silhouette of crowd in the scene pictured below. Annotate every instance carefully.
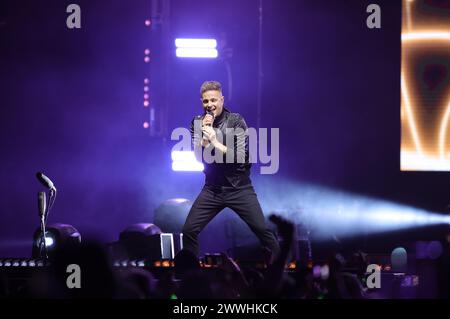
[0,215,384,299]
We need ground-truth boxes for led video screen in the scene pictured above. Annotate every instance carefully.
[401,0,450,171]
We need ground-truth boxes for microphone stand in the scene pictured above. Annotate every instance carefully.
[38,192,48,260]
[45,188,57,225]
[39,210,48,260]
[37,188,57,261]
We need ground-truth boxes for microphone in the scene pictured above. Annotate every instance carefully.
[38,191,46,218]
[36,172,56,191]
[204,110,215,126]
[202,110,215,142]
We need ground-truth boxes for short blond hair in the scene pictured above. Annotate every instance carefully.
[200,81,222,97]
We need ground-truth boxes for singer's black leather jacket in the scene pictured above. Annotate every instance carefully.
[190,107,252,187]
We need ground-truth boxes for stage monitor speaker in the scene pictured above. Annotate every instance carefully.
[118,226,184,260]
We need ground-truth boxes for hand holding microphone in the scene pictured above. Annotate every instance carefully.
[202,110,215,144]
[202,110,214,127]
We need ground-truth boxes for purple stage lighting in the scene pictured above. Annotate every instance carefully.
[175,38,217,48]
[175,38,218,58]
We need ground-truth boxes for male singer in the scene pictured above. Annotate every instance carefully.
[181,81,280,261]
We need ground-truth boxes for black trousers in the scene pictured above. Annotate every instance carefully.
[182,183,280,257]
